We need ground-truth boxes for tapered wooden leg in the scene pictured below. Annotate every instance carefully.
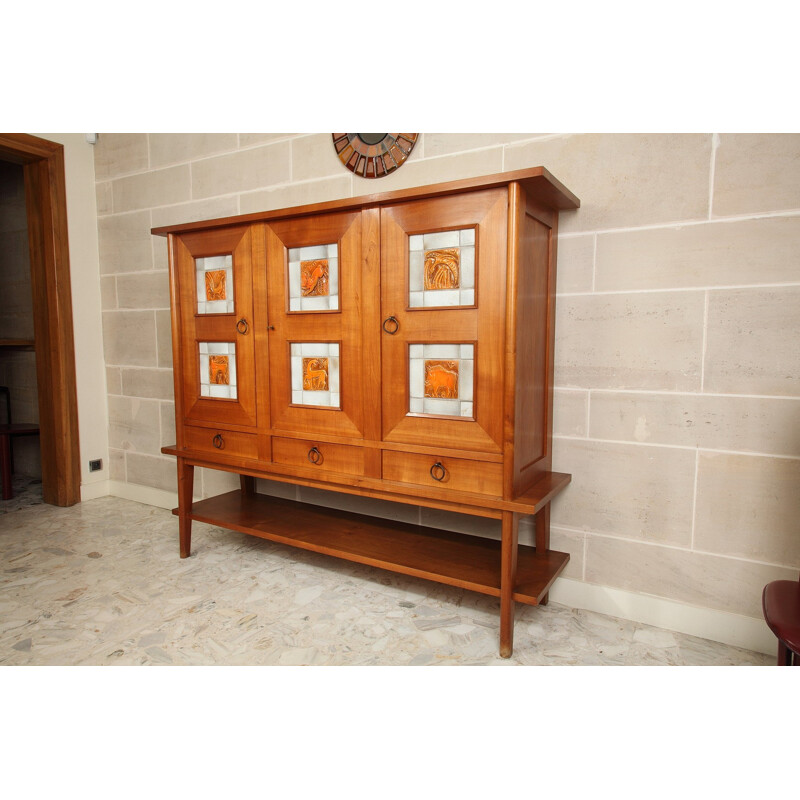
[777,640,793,666]
[499,511,520,658]
[240,475,256,496]
[535,505,551,606]
[178,459,194,558]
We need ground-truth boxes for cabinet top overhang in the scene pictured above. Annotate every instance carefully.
[151,166,579,237]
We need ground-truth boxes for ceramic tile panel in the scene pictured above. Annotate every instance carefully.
[409,343,474,417]
[290,342,340,408]
[408,228,475,308]
[199,342,237,399]
[196,255,234,314]
[288,244,339,312]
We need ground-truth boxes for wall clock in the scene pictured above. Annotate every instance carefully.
[332,133,418,178]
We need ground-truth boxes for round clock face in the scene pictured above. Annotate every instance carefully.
[332,133,418,178]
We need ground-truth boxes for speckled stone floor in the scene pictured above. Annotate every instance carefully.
[0,483,773,666]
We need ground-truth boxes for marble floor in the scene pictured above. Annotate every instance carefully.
[0,481,773,666]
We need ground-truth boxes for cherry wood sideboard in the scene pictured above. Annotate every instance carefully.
[153,167,580,657]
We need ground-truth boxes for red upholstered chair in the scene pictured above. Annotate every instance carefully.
[762,575,800,666]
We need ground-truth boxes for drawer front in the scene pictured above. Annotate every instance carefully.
[272,437,365,478]
[183,426,259,460]
[382,451,503,497]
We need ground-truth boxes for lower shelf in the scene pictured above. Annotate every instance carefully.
[177,490,569,605]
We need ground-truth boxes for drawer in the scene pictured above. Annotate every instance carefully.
[183,426,259,460]
[382,451,503,497]
[272,437,365,478]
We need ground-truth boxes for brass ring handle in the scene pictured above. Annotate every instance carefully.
[308,446,323,465]
[382,316,399,335]
[212,433,224,449]
[237,318,249,335]
[430,461,446,482]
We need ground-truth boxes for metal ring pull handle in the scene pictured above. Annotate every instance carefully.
[237,318,249,335]
[430,461,446,482]
[382,316,399,335]
[308,446,323,465]
[212,433,224,450]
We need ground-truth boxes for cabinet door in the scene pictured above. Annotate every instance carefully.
[265,210,368,439]
[380,189,508,453]
[174,226,257,428]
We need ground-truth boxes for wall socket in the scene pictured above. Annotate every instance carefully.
[89,459,103,472]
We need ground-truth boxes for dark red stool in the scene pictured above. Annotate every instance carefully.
[762,576,800,666]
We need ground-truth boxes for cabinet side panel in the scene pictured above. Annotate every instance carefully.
[513,201,554,494]
[168,233,186,448]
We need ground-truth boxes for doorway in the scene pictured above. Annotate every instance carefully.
[0,133,80,506]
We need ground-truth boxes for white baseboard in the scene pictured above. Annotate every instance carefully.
[549,578,776,656]
[80,479,110,502]
[92,481,776,658]
[107,480,178,511]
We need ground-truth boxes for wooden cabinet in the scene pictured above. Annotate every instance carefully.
[154,167,579,657]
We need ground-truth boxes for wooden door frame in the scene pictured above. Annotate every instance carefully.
[0,133,81,505]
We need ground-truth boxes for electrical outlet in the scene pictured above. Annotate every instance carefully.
[89,459,103,472]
